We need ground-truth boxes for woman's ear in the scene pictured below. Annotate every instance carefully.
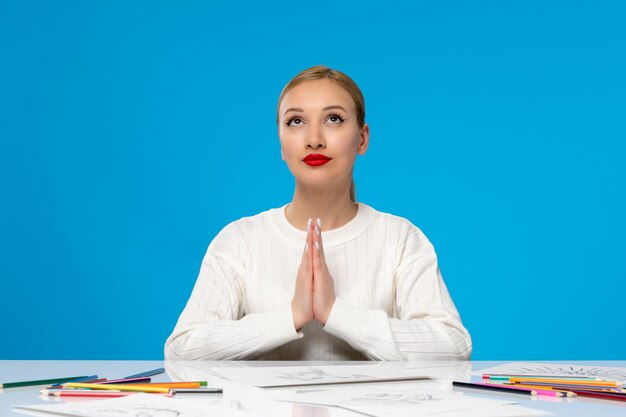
[358,124,370,156]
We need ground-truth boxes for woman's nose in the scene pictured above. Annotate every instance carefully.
[306,125,325,149]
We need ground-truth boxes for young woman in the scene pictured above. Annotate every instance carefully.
[164,66,472,360]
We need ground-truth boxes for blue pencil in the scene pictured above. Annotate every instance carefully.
[123,368,165,379]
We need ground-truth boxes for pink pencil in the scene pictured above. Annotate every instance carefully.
[482,383,565,397]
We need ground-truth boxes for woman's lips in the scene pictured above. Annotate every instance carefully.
[303,154,332,167]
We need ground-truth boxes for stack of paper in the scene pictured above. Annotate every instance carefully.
[14,363,555,417]
[208,364,551,417]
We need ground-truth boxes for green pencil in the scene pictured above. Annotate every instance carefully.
[1,376,89,389]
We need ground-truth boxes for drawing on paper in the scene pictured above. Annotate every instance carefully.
[499,364,626,381]
[341,392,434,406]
[275,368,371,382]
[41,405,203,417]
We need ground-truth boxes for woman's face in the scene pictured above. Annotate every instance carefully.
[278,79,369,190]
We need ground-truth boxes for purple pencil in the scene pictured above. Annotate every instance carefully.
[99,377,152,385]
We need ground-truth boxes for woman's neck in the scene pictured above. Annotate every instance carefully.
[285,186,358,232]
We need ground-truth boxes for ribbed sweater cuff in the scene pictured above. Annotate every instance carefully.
[323,297,369,345]
[259,303,303,349]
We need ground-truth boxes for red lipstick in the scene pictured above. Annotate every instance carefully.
[303,154,332,167]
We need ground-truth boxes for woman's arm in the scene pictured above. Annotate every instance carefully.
[164,224,302,360]
[322,230,472,361]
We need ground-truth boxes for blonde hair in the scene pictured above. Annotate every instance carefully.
[276,65,366,202]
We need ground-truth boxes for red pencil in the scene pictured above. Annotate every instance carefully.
[572,390,626,402]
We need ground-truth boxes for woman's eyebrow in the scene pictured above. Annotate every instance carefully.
[283,105,348,116]
[283,107,304,115]
[323,105,347,112]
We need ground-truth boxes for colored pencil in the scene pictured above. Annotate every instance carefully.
[40,389,171,398]
[453,381,536,396]
[50,375,99,388]
[571,390,626,402]
[62,382,170,393]
[130,382,205,389]
[170,388,223,394]
[99,377,152,385]
[509,378,621,387]
[0,376,89,389]
[557,387,626,394]
[480,383,564,397]
[511,381,622,391]
[502,383,577,397]
[571,389,626,396]
[123,368,165,379]
[483,375,605,381]
[81,378,108,384]
[482,374,604,381]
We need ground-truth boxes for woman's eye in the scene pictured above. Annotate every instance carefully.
[286,117,303,126]
[327,114,345,124]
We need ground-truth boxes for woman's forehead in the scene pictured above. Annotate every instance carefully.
[280,79,355,112]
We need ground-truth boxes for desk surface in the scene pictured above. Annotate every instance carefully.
[1,360,625,417]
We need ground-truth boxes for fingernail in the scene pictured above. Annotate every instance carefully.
[314,241,319,251]
[316,218,322,229]
[305,243,308,251]
[306,218,312,232]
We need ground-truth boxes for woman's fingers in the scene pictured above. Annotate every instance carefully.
[292,218,315,330]
[303,218,313,262]
[312,218,335,324]
[312,218,324,267]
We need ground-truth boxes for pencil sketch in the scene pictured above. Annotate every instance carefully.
[340,391,434,406]
[17,405,204,417]
[69,406,202,417]
[275,368,371,382]
[211,364,429,387]
[14,394,259,417]
[516,365,626,380]
[271,387,543,417]
[476,362,626,382]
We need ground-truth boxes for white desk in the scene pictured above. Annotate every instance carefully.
[1,361,625,416]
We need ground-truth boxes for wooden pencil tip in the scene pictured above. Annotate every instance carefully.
[39,389,48,396]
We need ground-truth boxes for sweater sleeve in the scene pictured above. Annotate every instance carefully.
[323,228,472,361]
[164,223,302,360]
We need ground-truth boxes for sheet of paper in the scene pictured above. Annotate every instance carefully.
[14,393,264,417]
[268,385,550,416]
[474,362,626,383]
[211,364,430,387]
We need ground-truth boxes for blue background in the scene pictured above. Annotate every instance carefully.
[1,0,624,360]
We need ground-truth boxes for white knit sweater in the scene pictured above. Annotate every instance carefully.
[164,203,472,361]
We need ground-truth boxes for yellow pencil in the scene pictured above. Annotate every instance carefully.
[62,382,170,393]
